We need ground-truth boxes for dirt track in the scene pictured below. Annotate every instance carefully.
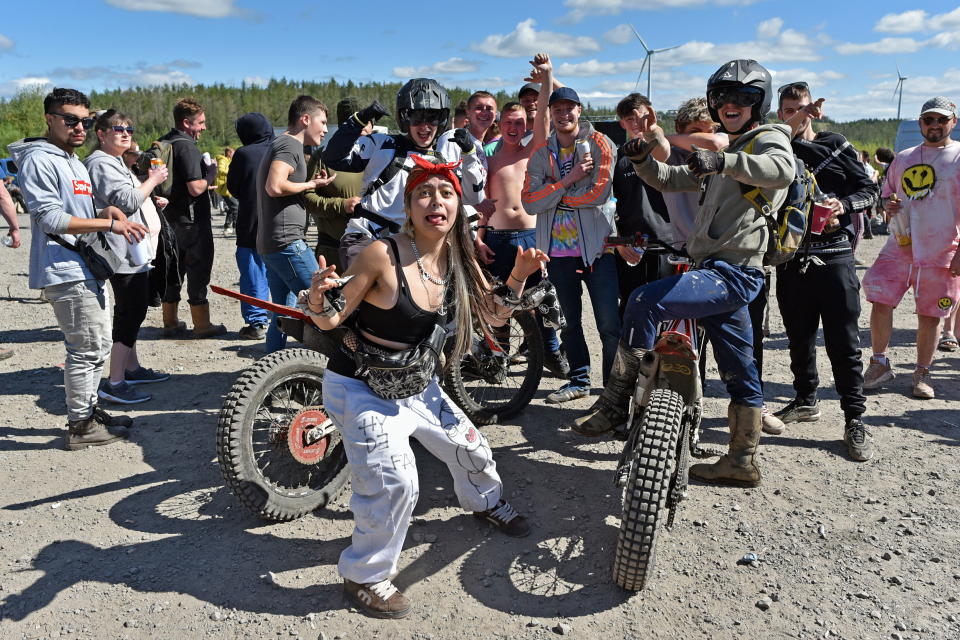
[1,209,958,640]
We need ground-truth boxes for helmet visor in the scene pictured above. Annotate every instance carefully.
[708,86,764,109]
[407,109,443,127]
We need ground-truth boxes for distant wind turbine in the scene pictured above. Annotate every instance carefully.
[894,65,908,120]
[629,25,681,102]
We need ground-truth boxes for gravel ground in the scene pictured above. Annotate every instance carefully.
[1,209,958,640]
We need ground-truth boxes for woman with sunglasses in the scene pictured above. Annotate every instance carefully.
[85,110,171,405]
[300,156,547,619]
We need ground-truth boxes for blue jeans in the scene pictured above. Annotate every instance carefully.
[621,259,765,407]
[261,239,319,353]
[235,246,270,327]
[483,229,560,353]
[547,253,621,388]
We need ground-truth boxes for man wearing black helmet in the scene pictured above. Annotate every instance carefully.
[322,78,486,267]
[573,60,795,489]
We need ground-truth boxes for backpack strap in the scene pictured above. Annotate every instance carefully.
[809,139,850,176]
[363,135,439,198]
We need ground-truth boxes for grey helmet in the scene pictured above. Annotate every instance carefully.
[396,78,450,134]
[706,59,772,134]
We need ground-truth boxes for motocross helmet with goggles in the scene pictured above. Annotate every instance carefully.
[706,59,772,135]
[396,78,450,135]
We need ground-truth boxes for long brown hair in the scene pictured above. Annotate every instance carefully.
[402,164,493,367]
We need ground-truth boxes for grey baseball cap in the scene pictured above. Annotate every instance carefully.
[518,82,540,98]
[920,96,957,117]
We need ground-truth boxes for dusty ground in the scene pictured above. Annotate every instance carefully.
[1,209,958,640]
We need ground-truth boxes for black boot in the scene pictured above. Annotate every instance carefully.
[66,412,128,451]
[572,343,648,436]
[93,405,133,428]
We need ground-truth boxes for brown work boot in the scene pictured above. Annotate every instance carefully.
[161,302,188,337]
[190,302,227,338]
[690,403,762,487]
[66,412,128,451]
[573,343,649,436]
[343,579,411,619]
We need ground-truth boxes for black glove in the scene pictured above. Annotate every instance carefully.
[450,128,475,154]
[620,137,657,164]
[357,100,390,124]
[687,147,725,178]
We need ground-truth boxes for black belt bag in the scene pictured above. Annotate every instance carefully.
[47,231,123,281]
[350,323,448,400]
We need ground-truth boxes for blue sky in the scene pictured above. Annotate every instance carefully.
[1,1,959,121]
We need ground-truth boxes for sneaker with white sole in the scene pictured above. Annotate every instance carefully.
[773,398,821,424]
[98,380,151,405]
[474,499,531,537]
[124,366,170,385]
[863,355,894,390]
[545,384,588,404]
[760,406,785,435]
[343,579,411,619]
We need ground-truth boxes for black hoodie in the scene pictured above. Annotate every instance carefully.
[227,113,275,248]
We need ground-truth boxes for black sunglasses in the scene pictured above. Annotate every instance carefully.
[707,87,763,109]
[921,115,952,126]
[777,81,810,95]
[108,125,135,134]
[49,112,95,130]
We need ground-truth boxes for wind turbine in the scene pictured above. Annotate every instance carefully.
[894,65,908,120]
[630,25,681,101]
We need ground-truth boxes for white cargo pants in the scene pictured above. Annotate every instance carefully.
[322,370,502,584]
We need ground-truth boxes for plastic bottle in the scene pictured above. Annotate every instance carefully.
[888,194,911,247]
[2,233,13,247]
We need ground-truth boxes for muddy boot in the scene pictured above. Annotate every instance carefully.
[572,343,648,437]
[690,403,762,487]
[66,413,128,451]
[190,302,227,338]
[162,302,188,337]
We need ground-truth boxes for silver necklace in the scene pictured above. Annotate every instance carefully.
[410,236,447,286]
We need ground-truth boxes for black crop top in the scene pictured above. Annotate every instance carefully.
[355,236,444,344]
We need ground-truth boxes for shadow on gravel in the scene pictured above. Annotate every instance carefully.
[896,407,960,447]
[0,327,61,343]
[1,396,357,620]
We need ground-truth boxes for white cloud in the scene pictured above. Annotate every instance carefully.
[471,19,600,58]
[563,0,758,22]
[558,59,633,77]
[243,76,267,87]
[105,0,238,18]
[756,17,783,39]
[768,67,846,88]
[875,10,928,34]
[604,24,635,45]
[0,33,12,51]
[392,57,480,78]
[129,70,192,86]
[835,37,926,55]
[0,76,51,97]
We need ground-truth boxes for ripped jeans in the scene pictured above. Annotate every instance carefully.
[621,259,765,407]
[322,370,503,584]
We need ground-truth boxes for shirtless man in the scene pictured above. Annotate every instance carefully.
[477,53,567,376]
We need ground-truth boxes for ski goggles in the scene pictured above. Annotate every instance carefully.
[707,86,764,109]
[407,110,443,127]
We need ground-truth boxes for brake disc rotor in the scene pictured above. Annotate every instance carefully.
[286,407,331,465]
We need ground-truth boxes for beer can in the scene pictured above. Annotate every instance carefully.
[576,140,590,158]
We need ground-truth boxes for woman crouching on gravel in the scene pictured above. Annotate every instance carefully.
[300,155,547,619]
[85,110,171,406]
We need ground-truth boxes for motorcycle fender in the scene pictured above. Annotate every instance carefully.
[658,353,700,404]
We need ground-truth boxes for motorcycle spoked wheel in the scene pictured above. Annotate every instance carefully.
[442,311,544,426]
[612,387,685,591]
[217,348,349,521]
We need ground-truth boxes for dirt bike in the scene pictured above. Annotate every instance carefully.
[602,235,708,591]
[211,286,543,522]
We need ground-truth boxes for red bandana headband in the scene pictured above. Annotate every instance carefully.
[405,154,463,198]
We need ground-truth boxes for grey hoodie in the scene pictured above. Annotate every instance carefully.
[9,138,100,289]
[635,123,795,269]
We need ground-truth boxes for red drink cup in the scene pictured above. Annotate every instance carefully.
[810,202,832,234]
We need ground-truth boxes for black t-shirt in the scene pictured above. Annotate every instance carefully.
[158,128,210,222]
[612,150,672,241]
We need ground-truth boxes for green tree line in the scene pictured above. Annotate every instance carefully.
[1,79,901,159]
